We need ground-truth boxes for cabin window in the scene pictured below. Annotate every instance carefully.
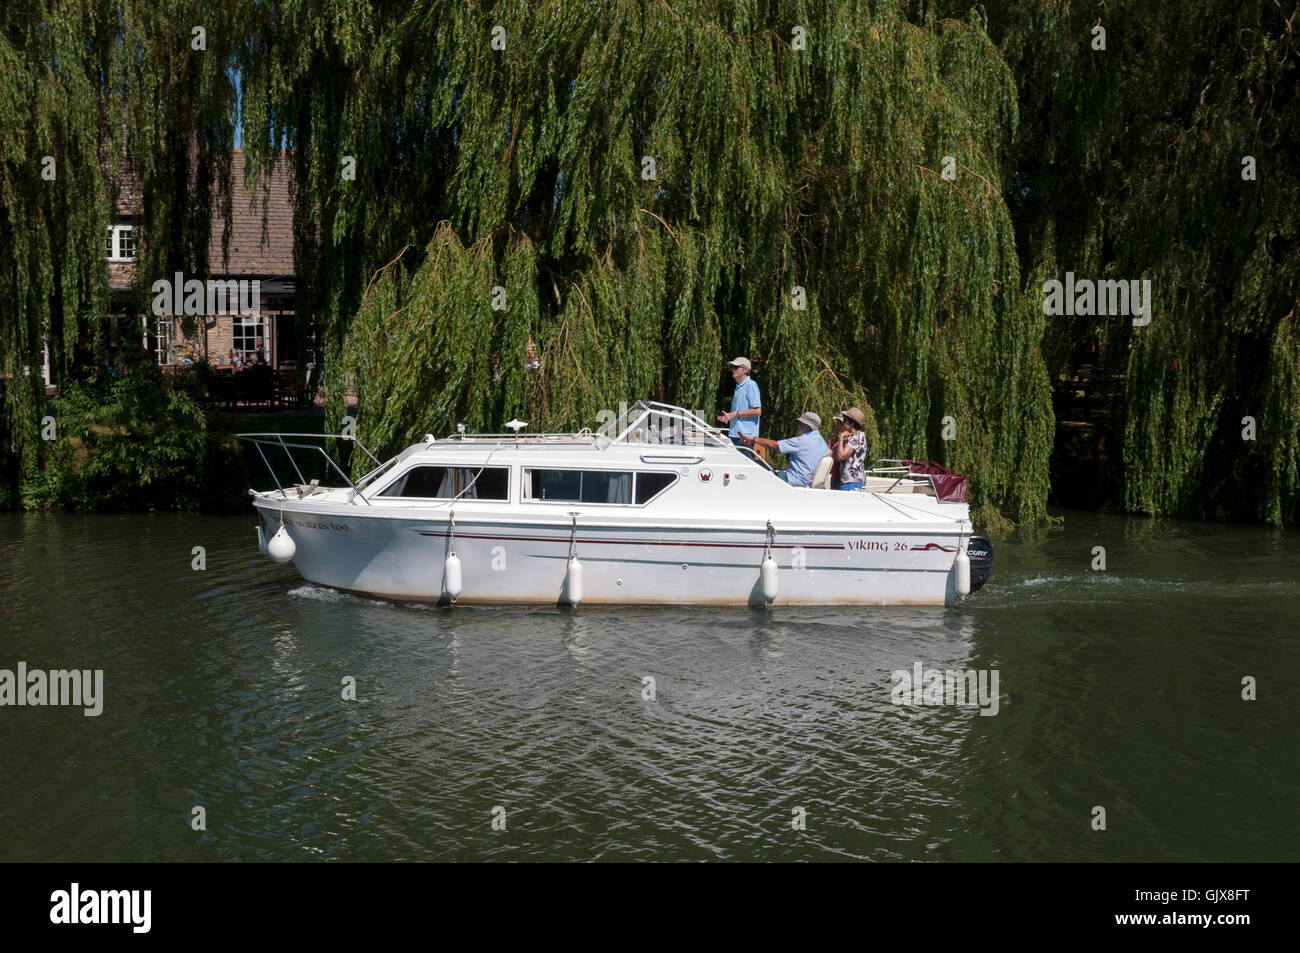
[634,471,677,503]
[530,469,581,501]
[525,469,675,504]
[528,469,630,503]
[380,465,509,500]
[581,471,631,504]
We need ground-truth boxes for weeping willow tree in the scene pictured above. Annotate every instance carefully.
[34,2,1298,527]
[980,0,1300,526]
[112,1,240,322]
[1,1,239,503]
[232,1,1051,525]
[1,1,114,491]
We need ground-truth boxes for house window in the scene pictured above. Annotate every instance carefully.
[232,315,265,362]
[155,318,177,366]
[105,224,137,262]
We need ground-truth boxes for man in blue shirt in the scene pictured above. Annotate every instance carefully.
[740,411,830,486]
[717,356,761,446]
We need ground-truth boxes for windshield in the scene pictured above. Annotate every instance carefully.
[598,402,732,448]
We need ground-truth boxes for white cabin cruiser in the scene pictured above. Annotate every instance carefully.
[242,401,992,606]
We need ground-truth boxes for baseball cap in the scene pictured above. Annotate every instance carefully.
[727,356,751,370]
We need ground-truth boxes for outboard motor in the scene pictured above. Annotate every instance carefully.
[967,535,994,593]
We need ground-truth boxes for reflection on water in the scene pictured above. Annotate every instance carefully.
[0,511,1296,861]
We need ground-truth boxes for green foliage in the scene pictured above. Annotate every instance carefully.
[2,0,238,500]
[1,0,113,482]
[985,0,1300,526]
[321,2,1051,525]
[4,1,1294,528]
[36,368,208,510]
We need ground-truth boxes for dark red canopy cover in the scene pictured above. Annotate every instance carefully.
[901,460,968,503]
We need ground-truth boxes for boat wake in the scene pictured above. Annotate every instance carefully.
[286,583,393,607]
[973,570,1207,610]
[1016,573,1121,588]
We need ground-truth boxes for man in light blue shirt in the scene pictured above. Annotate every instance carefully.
[740,411,829,486]
[717,356,761,445]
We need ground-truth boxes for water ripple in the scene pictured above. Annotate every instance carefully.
[1,510,1297,861]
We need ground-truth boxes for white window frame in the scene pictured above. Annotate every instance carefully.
[377,465,511,501]
[521,468,677,506]
[106,224,137,262]
[232,314,266,362]
[155,317,177,366]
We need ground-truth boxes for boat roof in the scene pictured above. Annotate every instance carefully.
[439,401,733,451]
[240,401,971,516]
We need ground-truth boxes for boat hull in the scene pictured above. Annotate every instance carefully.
[256,505,969,606]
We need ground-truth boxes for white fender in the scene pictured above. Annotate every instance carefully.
[953,547,971,597]
[257,525,267,555]
[761,556,779,602]
[444,553,463,601]
[566,556,584,606]
[267,525,296,563]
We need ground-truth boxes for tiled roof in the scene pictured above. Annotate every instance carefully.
[211,151,295,276]
[109,148,295,278]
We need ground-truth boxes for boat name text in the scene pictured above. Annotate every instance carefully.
[283,518,351,532]
[846,539,921,551]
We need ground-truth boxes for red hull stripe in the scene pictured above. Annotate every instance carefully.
[415,531,841,550]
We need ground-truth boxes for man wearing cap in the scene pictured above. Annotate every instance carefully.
[717,357,761,447]
[740,412,830,486]
[833,407,868,490]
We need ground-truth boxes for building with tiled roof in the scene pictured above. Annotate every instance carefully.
[106,149,300,371]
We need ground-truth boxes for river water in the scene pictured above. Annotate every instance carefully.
[1,510,1295,861]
